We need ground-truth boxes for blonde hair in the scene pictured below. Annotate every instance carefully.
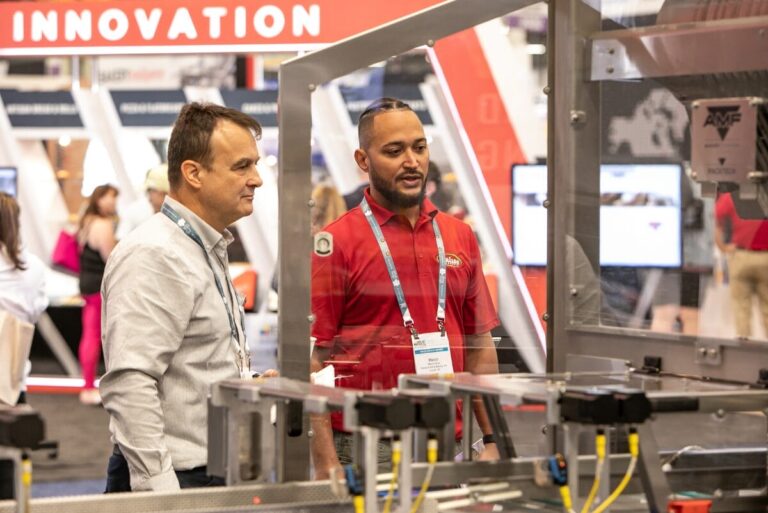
[311,184,346,233]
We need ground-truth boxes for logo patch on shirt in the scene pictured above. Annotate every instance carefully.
[314,231,333,257]
[437,253,463,268]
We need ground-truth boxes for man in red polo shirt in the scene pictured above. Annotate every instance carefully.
[714,192,768,338]
[310,98,500,478]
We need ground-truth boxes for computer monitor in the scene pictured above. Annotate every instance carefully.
[0,167,18,197]
[511,163,683,267]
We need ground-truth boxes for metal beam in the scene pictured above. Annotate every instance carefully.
[591,16,768,81]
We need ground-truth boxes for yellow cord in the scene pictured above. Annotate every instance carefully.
[590,431,640,513]
[382,439,402,513]
[410,438,438,513]
[353,495,365,513]
[559,485,573,512]
[580,431,606,513]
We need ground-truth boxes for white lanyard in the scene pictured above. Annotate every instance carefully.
[360,197,447,339]
[162,204,250,378]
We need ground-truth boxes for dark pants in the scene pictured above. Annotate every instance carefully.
[105,446,224,493]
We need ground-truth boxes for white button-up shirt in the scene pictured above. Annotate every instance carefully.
[100,196,245,492]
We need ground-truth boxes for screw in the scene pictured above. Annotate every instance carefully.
[307,429,315,438]
[715,409,726,419]
[542,199,550,208]
[542,312,550,322]
[570,110,586,125]
[426,39,435,47]
[606,66,615,74]
[307,314,316,323]
[691,171,698,179]
[543,85,551,95]
[570,288,578,297]
[308,199,316,208]
[308,83,316,92]
[692,101,700,109]
[608,48,615,55]
[707,347,719,358]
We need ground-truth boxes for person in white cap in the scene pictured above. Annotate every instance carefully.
[116,164,170,240]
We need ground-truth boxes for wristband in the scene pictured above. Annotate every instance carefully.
[482,434,496,445]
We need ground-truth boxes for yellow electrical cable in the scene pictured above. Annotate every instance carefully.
[382,439,402,513]
[559,485,574,513]
[354,495,365,513]
[590,430,640,513]
[580,431,606,513]
[410,437,438,513]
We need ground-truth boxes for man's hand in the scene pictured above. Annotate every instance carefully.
[477,442,500,461]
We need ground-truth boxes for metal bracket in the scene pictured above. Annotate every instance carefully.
[694,343,723,366]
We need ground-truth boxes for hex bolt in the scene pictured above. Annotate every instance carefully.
[308,83,316,92]
[570,288,578,297]
[542,199,551,208]
[714,409,726,419]
[542,312,550,322]
[570,110,586,125]
[426,39,435,47]
[543,85,551,95]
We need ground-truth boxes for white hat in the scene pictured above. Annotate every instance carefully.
[144,163,170,193]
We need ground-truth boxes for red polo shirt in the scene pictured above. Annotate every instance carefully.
[715,193,768,251]
[311,189,499,432]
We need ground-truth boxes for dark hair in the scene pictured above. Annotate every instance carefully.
[357,97,414,148]
[167,102,263,190]
[0,192,25,270]
[79,184,118,232]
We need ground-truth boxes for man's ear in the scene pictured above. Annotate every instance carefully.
[354,149,370,174]
[180,160,203,190]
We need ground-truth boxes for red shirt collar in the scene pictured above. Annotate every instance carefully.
[362,187,438,227]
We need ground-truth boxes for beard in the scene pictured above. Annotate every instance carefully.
[369,166,426,209]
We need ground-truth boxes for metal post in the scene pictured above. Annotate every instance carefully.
[548,0,602,373]
[635,423,672,513]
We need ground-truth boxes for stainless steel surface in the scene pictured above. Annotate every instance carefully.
[635,424,672,513]
[563,326,768,384]
[276,0,541,481]
[549,0,602,374]
[590,17,768,81]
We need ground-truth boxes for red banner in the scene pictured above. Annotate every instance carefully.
[0,0,443,56]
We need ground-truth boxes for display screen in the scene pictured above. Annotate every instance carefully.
[0,167,17,197]
[512,163,682,267]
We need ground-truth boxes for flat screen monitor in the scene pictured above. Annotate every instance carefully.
[511,163,682,267]
[0,167,17,197]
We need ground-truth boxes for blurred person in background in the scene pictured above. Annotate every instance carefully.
[0,192,48,400]
[715,191,768,339]
[0,192,47,500]
[116,164,170,239]
[311,184,347,235]
[78,184,118,405]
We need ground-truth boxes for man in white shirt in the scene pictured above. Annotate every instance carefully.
[115,164,170,240]
[101,103,266,492]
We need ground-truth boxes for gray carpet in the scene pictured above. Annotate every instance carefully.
[26,394,112,486]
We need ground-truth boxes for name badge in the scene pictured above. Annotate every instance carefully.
[412,332,454,375]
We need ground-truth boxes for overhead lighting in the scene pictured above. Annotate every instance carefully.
[526,44,546,55]
[58,135,72,147]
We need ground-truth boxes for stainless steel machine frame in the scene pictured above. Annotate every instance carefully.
[548,2,768,381]
[276,0,541,481]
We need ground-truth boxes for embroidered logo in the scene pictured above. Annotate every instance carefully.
[437,253,463,268]
[314,231,333,257]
